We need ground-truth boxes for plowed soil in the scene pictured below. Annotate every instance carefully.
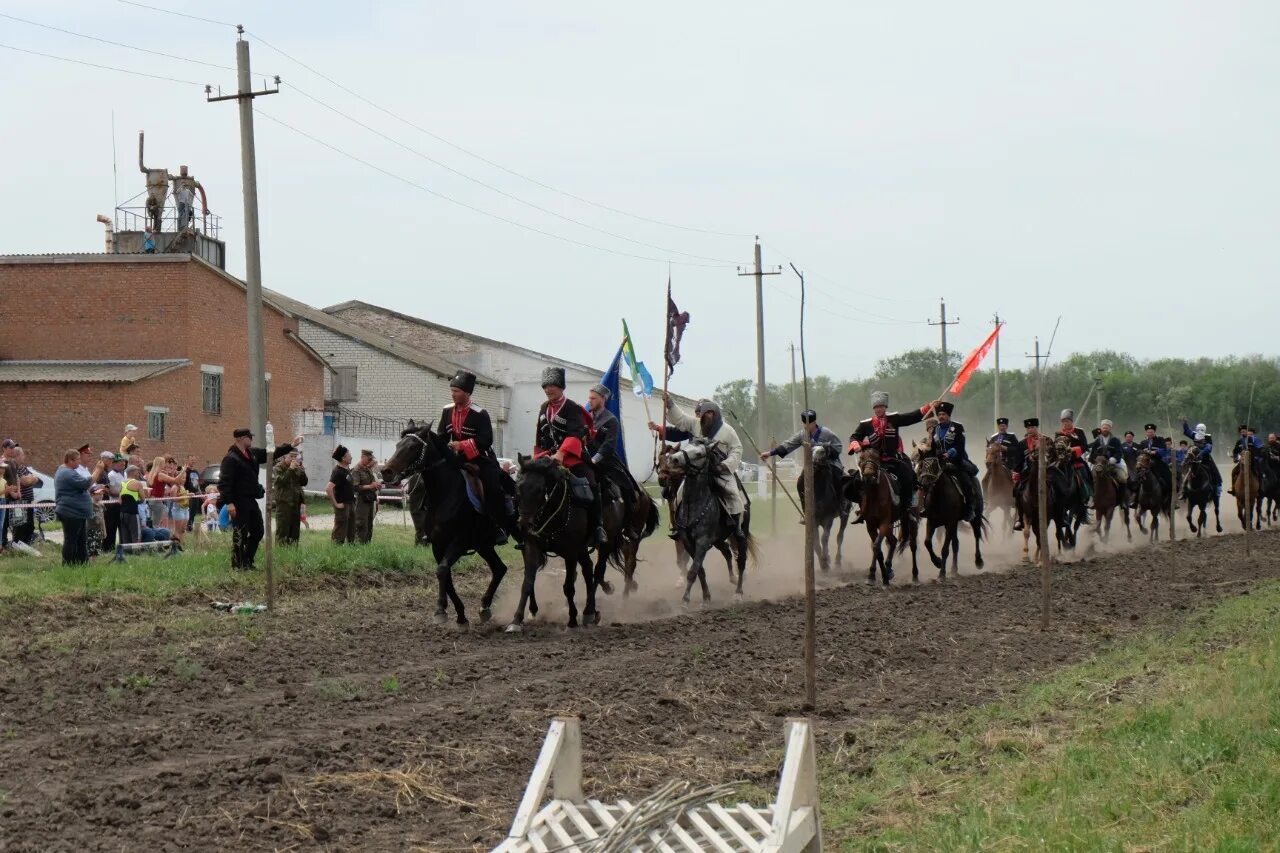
[3,528,1278,852]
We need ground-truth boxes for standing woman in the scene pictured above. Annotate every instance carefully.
[55,449,96,565]
[147,456,182,531]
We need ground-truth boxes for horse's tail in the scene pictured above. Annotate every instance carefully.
[643,496,659,539]
[743,532,760,566]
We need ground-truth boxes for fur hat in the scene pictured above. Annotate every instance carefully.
[332,444,349,462]
[540,366,566,389]
[589,382,611,400]
[935,401,955,415]
[870,390,889,408]
[1024,417,1039,428]
[996,417,1009,426]
[1060,409,1075,421]
[1144,423,1158,432]
[1100,418,1113,429]
[449,370,476,395]
[800,409,817,423]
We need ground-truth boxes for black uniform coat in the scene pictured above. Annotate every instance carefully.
[437,402,498,465]
[849,409,926,457]
[536,397,590,455]
[1088,434,1124,463]
[988,431,1024,471]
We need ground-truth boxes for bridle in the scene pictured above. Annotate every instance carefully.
[389,430,448,483]
[526,474,570,540]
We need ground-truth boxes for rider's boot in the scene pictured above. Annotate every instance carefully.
[589,485,608,547]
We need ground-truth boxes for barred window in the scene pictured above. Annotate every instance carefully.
[147,409,167,441]
[202,370,222,414]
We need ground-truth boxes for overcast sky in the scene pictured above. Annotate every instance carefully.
[3,1,1277,400]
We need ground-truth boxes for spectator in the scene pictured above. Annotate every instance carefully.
[9,447,43,556]
[142,226,156,253]
[165,458,191,545]
[327,445,355,545]
[147,456,178,530]
[119,424,139,456]
[76,444,93,477]
[352,449,379,544]
[272,449,308,546]
[118,465,147,547]
[200,485,220,542]
[87,452,113,558]
[103,454,126,550]
[55,449,97,565]
[218,428,300,571]
[182,458,201,534]
[0,438,20,553]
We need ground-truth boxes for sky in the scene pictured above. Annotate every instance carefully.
[3,1,1278,400]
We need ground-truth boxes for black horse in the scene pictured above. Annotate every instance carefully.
[592,474,660,598]
[798,446,851,572]
[914,452,985,578]
[1181,447,1222,537]
[663,440,754,603]
[507,456,600,630]
[1131,451,1170,542]
[380,427,509,625]
[1049,437,1089,549]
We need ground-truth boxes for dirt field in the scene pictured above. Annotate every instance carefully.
[3,526,1278,852]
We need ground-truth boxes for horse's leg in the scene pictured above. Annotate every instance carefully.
[593,546,612,596]
[835,511,848,567]
[731,534,747,596]
[907,517,920,583]
[432,541,467,624]
[818,520,832,573]
[562,557,580,628]
[1186,500,1197,534]
[972,518,984,569]
[506,547,541,632]
[883,528,897,586]
[867,526,882,586]
[948,522,960,577]
[1213,494,1222,534]
[581,551,601,626]
[685,541,711,604]
[924,520,944,570]
[474,543,508,623]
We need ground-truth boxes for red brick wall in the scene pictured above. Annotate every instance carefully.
[0,257,324,468]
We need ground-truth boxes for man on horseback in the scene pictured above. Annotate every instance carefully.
[1120,430,1140,469]
[928,402,982,522]
[1230,425,1265,495]
[988,417,1024,472]
[1012,417,1041,532]
[438,370,524,547]
[534,366,607,546]
[1056,410,1093,504]
[1178,418,1222,497]
[761,408,844,483]
[1138,423,1173,486]
[1089,418,1128,502]
[846,391,929,515]
[586,383,639,506]
[650,395,747,538]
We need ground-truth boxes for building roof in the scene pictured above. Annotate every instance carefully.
[0,359,191,383]
[265,290,502,387]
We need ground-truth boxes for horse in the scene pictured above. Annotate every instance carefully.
[404,472,430,546]
[663,440,755,603]
[508,456,601,630]
[914,451,985,579]
[983,442,1017,535]
[1180,447,1222,537]
[799,446,851,572]
[1016,438,1068,563]
[592,471,660,597]
[1257,450,1280,526]
[1130,451,1170,542]
[1089,457,1131,542]
[1049,436,1089,548]
[1231,449,1263,531]
[658,443,737,587]
[380,427,509,625]
[854,449,917,586]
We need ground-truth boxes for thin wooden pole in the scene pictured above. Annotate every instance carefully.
[1168,426,1177,542]
[770,434,778,534]
[1035,338,1051,631]
[802,438,817,711]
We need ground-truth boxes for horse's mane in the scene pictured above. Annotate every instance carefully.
[521,455,564,480]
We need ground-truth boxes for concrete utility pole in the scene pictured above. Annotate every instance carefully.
[209,28,280,608]
[992,313,1001,428]
[1030,338,1051,630]
[738,238,780,499]
[790,343,798,423]
[928,299,960,387]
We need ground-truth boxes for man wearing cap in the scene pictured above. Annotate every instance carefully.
[352,450,380,544]
[536,366,607,545]
[1057,409,1093,503]
[1137,423,1173,490]
[0,439,19,552]
[1088,419,1128,498]
[102,453,127,550]
[847,391,933,513]
[439,370,523,545]
[650,393,747,539]
[1012,417,1042,531]
[327,446,356,544]
[586,383,638,507]
[1178,417,1221,496]
[1230,425,1265,494]
[218,427,301,570]
[762,409,844,484]
[272,448,308,546]
[987,418,1024,473]
[929,402,983,522]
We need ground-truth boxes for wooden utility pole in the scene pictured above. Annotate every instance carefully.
[992,313,1001,428]
[790,344,798,423]
[802,438,817,710]
[928,299,960,386]
[1030,338,1051,630]
[739,238,780,500]
[208,28,280,610]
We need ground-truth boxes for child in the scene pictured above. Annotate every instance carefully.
[201,485,220,532]
[119,424,139,456]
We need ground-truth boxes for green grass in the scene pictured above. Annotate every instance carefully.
[0,526,521,603]
[823,582,1280,851]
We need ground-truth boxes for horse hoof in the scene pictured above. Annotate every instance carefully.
[626,580,639,593]
[454,617,469,629]
[734,589,744,598]
[587,611,601,626]
[975,557,985,569]
[504,623,523,634]
[433,610,447,625]
[479,608,492,623]
[529,604,539,618]
[866,576,877,587]
[600,580,615,596]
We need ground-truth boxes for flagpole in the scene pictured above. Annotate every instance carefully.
[661,274,672,426]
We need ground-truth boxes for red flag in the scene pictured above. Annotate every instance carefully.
[948,323,1003,396]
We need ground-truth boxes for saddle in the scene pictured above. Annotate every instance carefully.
[568,475,595,506]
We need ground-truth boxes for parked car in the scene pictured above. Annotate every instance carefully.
[198,464,221,491]
[27,467,56,522]
[738,462,759,483]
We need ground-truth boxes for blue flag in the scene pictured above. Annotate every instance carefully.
[600,343,628,467]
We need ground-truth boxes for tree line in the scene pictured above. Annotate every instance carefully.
[712,349,1280,446]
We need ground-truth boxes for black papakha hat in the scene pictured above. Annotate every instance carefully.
[540,366,566,389]
[1024,417,1039,428]
[996,417,1009,426]
[800,409,817,423]
[449,370,476,395]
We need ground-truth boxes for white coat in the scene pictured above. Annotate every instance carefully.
[667,402,746,516]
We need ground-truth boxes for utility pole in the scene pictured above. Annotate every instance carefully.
[209,28,280,609]
[992,313,1001,429]
[738,238,780,499]
[789,343,798,423]
[928,299,960,387]
[1095,372,1104,429]
[1029,338,1051,630]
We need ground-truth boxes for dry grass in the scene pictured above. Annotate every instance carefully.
[309,762,481,814]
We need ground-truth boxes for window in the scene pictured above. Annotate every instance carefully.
[146,407,168,441]
[332,366,358,402]
[202,368,223,414]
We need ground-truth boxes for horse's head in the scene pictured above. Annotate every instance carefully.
[381,426,445,485]
[915,454,942,490]
[813,445,829,465]
[516,455,566,530]
[858,449,881,482]
[665,439,717,481]
[1131,450,1152,481]
[986,442,1006,467]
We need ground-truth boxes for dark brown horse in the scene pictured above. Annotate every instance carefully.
[854,449,917,585]
[1131,451,1170,542]
[914,452,985,579]
[593,475,660,597]
[1231,449,1262,531]
[1016,438,1067,564]
[983,442,1017,535]
[1180,447,1221,537]
[1090,459,1131,542]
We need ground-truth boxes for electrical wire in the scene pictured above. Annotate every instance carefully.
[257,110,729,268]
[247,30,753,239]
[0,12,236,71]
[287,83,739,265]
[0,42,206,86]
[762,239,923,308]
[115,0,236,28]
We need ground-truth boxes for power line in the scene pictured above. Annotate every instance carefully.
[256,111,729,268]
[761,239,922,308]
[0,42,206,86]
[764,277,921,327]
[247,30,752,239]
[287,83,738,265]
[115,0,236,28]
[0,11,236,71]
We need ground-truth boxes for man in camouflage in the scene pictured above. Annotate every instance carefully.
[352,449,380,544]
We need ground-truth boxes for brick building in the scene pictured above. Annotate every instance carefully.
[0,254,325,470]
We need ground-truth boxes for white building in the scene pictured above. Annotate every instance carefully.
[325,300,698,482]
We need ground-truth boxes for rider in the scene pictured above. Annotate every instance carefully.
[1230,424,1266,495]
[928,402,982,522]
[649,394,747,539]
[534,366,607,546]
[1138,423,1173,487]
[585,383,639,506]
[988,417,1024,472]
[1088,418,1128,492]
[1178,418,1222,496]
[438,370,523,546]
[1057,409,1093,503]
[761,409,845,501]
[1119,430,1140,469]
[1012,417,1041,532]
[846,391,932,514]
